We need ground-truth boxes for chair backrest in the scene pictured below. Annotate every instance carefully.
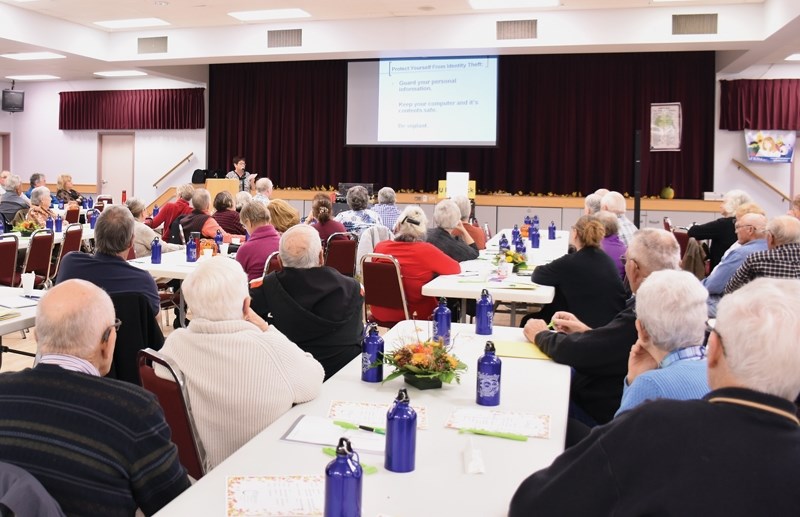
[126,245,136,260]
[50,224,82,281]
[137,348,207,480]
[0,234,19,287]
[108,292,165,385]
[96,195,113,205]
[663,216,674,231]
[483,223,493,241]
[21,229,54,283]
[325,232,358,276]
[360,252,410,325]
[262,250,282,277]
[64,208,80,224]
[673,230,690,259]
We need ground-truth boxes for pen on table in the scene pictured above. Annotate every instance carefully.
[333,420,386,435]
[459,428,529,442]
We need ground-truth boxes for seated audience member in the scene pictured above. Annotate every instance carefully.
[25,173,57,205]
[615,269,710,417]
[0,175,30,227]
[355,224,393,278]
[725,215,800,293]
[524,215,626,328]
[267,198,301,233]
[235,191,252,212]
[0,169,8,195]
[212,191,247,235]
[523,229,680,425]
[126,198,182,258]
[583,193,602,215]
[236,201,280,281]
[703,213,767,316]
[250,225,363,380]
[600,191,638,246]
[159,256,323,468]
[595,187,610,197]
[452,195,486,250]
[252,177,273,206]
[335,185,382,236]
[510,277,800,516]
[715,202,766,261]
[0,280,190,515]
[146,183,193,232]
[371,187,401,231]
[372,206,460,322]
[56,205,160,315]
[55,174,83,206]
[174,188,243,243]
[595,210,626,279]
[25,186,56,227]
[306,193,347,245]
[426,199,480,262]
[788,194,800,219]
[688,189,752,270]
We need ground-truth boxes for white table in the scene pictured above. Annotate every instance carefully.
[128,249,199,281]
[154,320,570,517]
[12,224,95,250]
[486,229,570,266]
[0,286,40,368]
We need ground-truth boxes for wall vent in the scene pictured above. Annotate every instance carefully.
[672,14,718,35]
[497,20,537,40]
[268,29,302,48]
[137,36,168,54]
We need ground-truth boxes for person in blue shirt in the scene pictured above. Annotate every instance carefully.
[702,212,767,316]
[616,269,711,417]
[24,173,58,205]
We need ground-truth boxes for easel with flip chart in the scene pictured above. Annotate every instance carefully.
[437,172,476,199]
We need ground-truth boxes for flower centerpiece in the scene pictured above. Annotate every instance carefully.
[373,338,467,390]
[493,249,527,273]
[12,220,40,237]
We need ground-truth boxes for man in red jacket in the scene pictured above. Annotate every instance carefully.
[146,183,194,233]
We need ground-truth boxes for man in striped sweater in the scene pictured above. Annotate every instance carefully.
[0,279,190,516]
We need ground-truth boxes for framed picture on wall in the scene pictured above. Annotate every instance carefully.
[650,102,682,151]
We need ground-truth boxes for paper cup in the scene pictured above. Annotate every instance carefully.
[219,243,230,255]
[21,272,35,295]
[202,248,213,258]
[231,238,241,245]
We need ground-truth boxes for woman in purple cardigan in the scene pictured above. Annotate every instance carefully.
[236,201,280,281]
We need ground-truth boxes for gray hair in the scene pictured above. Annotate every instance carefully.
[378,187,396,205]
[36,279,115,358]
[95,205,135,255]
[346,186,370,211]
[600,191,627,215]
[716,278,800,400]
[30,186,51,206]
[29,173,45,189]
[394,205,428,242]
[636,270,708,353]
[191,188,211,212]
[279,224,321,269]
[594,188,610,198]
[126,197,146,219]
[584,193,602,214]
[182,256,249,321]
[767,215,800,246]
[627,228,680,274]
[452,195,471,221]
[255,177,273,194]
[433,199,461,230]
[721,189,752,216]
[239,200,271,226]
[177,184,195,201]
[235,191,252,210]
[594,210,619,237]
[5,174,21,191]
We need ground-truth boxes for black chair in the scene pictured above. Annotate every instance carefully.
[107,293,164,385]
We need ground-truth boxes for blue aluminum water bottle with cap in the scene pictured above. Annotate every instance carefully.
[361,323,383,383]
[151,237,162,264]
[55,214,63,233]
[475,289,493,335]
[324,436,363,517]
[45,217,53,231]
[477,341,502,406]
[524,215,531,226]
[88,196,93,208]
[153,204,159,216]
[499,234,509,250]
[515,238,526,254]
[81,198,88,209]
[214,228,223,249]
[530,228,540,248]
[58,200,64,210]
[88,209,98,229]
[548,221,556,240]
[385,388,416,473]
[432,297,451,346]
[532,214,540,231]
[511,224,520,241]
[186,236,197,262]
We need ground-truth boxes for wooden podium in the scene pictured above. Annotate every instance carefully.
[205,178,239,203]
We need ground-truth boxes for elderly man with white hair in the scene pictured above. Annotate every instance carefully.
[250,224,363,380]
[510,277,800,516]
[159,256,324,469]
[600,191,638,246]
[615,269,710,417]
[0,169,9,195]
[583,192,602,215]
[725,214,800,293]
[372,186,401,230]
[688,189,752,269]
[524,228,680,425]
[452,194,486,250]
[253,177,273,206]
[0,175,30,226]
[426,198,479,262]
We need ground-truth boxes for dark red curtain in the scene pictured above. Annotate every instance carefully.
[59,88,205,130]
[719,79,800,130]
[208,52,715,198]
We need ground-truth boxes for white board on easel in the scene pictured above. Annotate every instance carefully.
[446,172,470,199]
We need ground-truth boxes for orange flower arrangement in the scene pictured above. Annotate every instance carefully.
[374,338,467,384]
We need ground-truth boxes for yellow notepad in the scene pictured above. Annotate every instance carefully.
[493,340,551,360]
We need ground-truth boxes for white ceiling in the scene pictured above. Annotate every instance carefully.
[0,0,797,84]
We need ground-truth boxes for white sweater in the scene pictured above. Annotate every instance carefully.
[159,318,324,469]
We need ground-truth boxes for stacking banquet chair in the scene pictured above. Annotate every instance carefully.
[360,252,410,329]
[0,234,19,287]
[64,208,80,224]
[96,195,113,205]
[20,229,54,290]
[107,293,164,385]
[138,348,207,480]
[251,251,283,289]
[48,223,82,287]
[324,232,358,277]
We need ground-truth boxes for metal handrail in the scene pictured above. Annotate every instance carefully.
[731,158,790,202]
[153,152,194,189]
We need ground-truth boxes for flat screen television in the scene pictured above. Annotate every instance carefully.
[1,90,24,113]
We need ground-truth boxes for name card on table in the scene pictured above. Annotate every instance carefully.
[446,408,551,440]
[226,475,323,517]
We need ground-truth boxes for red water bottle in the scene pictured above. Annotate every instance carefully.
[121,190,127,203]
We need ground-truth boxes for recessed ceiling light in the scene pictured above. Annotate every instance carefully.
[94,18,170,29]
[469,0,559,8]
[5,75,60,81]
[94,70,149,77]
[0,52,65,61]
[786,53,800,61]
[228,9,311,22]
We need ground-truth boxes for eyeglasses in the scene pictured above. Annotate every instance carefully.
[102,318,122,342]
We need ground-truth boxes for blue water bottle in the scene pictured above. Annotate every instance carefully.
[530,228,540,248]
[361,323,384,383]
[532,215,540,231]
[476,341,502,406]
[475,289,493,336]
[45,217,53,231]
[324,437,362,517]
[88,196,94,208]
[88,209,98,229]
[432,297,451,346]
[81,198,88,209]
[511,224,520,241]
[385,388,416,473]
[58,200,64,210]
[515,239,526,254]
[55,214,63,233]
[153,204,159,216]
[186,236,197,262]
[499,233,509,250]
[523,215,531,226]
[548,221,556,240]
[214,228,223,250]
[151,237,162,264]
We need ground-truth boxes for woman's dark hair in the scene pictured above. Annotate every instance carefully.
[312,193,333,223]
[213,191,234,212]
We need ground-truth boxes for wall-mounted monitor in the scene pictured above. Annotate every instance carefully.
[1,90,24,113]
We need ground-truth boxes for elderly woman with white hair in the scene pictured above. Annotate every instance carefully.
[334,185,382,236]
[426,199,479,262]
[615,269,710,417]
[24,185,56,227]
[452,195,486,250]
[688,189,752,270]
[371,186,401,230]
[158,256,324,469]
[372,205,460,322]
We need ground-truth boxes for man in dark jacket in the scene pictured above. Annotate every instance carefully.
[250,224,363,381]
